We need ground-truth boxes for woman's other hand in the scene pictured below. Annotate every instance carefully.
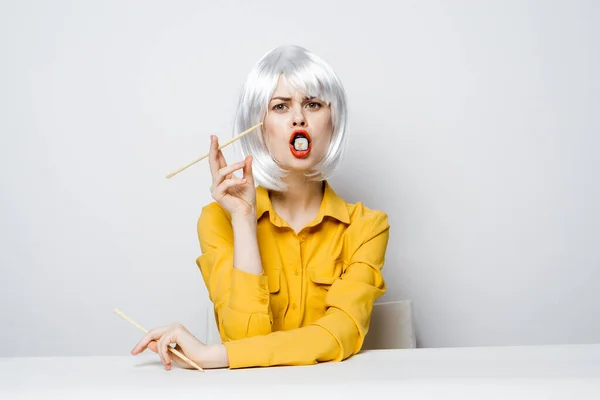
[130,323,229,370]
[208,135,256,217]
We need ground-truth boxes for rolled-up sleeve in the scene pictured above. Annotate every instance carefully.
[195,203,272,341]
[224,212,390,368]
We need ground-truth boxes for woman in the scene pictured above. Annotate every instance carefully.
[131,45,390,370]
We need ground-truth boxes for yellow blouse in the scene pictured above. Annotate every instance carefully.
[195,181,390,369]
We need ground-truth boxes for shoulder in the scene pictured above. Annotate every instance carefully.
[200,201,230,219]
[346,201,389,226]
[197,201,232,233]
[196,202,236,249]
[346,201,390,236]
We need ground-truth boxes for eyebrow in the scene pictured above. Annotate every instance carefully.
[270,96,317,102]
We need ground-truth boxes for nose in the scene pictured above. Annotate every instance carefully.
[291,109,306,127]
[292,119,306,127]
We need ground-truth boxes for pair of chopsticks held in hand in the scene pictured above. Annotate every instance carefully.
[165,122,263,179]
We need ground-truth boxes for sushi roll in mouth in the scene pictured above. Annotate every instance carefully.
[289,130,312,159]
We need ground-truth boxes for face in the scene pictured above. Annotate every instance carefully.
[262,74,333,174]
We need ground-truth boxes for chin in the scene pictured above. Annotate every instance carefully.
[280,154,318,172]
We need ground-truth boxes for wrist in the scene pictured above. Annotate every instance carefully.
[231,211,256,225]
[200,344,229,369]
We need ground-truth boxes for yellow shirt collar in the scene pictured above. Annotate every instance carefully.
[256,181,350,227]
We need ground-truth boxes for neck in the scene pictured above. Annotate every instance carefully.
[269,174,324,224]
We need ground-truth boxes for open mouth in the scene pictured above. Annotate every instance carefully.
[289,130,312,158]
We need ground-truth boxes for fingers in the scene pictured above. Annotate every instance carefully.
[212,176,247,200]
[131,326,170,355]
[216,145,227,170]
[211,161,245,189]
[243,156,254,186]
[164,344,189,369]
[147,341,158,353]
[158,332,176,370]
[131,323,186,370]
[218,150,232,180]
[208,135,220,179]
[209,135,229,175]
[209,156,253,203]
[157,332,190,370]
[131,323,206,371]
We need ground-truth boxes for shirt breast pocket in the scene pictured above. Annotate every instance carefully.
[308,258,346,286]
[266,268,287,327]
[267,268,281,293]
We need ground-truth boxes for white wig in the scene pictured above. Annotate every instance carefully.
[233,45,348,192]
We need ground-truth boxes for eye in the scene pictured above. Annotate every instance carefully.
[272,103,288,111]
[306,102,322,110]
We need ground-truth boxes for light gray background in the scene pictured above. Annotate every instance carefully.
[1,0,598,357]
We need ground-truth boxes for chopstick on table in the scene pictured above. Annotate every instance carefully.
[165,122,263,179]
[113,308,204,372]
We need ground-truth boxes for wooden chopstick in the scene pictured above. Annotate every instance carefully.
[165,122,263,179]
[113,308,204,372]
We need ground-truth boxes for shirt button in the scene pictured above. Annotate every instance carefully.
[260,298,268,305]
[291,303,297,310]
[294,270,300,275]
[260,283,267,290]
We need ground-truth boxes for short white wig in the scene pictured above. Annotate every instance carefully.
[233,45,348,192]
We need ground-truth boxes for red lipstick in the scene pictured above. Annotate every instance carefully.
[289,130,312,159]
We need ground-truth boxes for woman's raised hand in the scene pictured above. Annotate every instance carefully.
[209,135,256,217]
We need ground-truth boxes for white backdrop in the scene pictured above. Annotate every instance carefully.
[1,0,598,357]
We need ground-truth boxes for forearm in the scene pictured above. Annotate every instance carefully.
[232,213,263,275]
[197,205,271,342]
[213,212,270,340]
[224,324,340,368]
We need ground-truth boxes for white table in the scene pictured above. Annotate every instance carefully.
[1,344,599,399]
